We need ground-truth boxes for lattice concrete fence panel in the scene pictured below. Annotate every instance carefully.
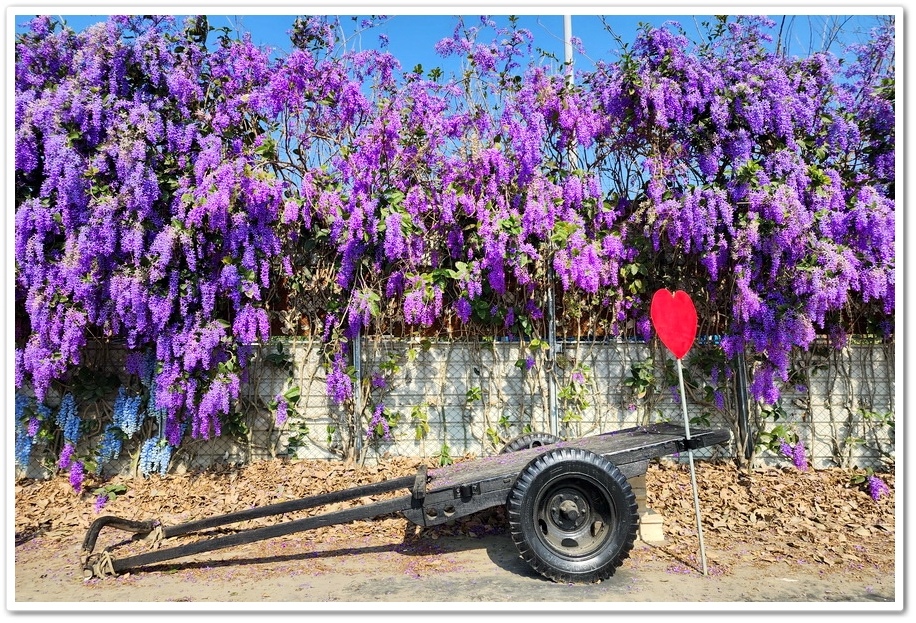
[167,338,896,469]
[15,338,895,478]
[358,339,551,461]
[768,341,895,469]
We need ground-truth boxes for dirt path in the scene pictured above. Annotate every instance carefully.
[10,458,899,610]
[12,528,896,607]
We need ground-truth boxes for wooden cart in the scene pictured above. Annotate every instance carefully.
[81,422,730,584]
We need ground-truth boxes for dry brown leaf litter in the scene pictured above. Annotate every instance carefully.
[14,457,894,578]
[640,461,895,575]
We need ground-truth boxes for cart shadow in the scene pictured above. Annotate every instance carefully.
[111,526,540,580]
[93,518,697,582]
[476,538,704,582]
[636,542,706,573]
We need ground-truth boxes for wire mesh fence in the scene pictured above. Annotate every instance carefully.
[16,336,895,480]
[776,340,895,469]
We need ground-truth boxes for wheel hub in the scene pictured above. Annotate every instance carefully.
[548,491,588,530]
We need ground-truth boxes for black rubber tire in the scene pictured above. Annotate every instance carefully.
[499,432,561,454]
[506,447,638,584]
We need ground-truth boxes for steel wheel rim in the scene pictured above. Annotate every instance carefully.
[532,476,616,558]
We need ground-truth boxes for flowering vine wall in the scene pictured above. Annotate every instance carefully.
[14,15,894,486]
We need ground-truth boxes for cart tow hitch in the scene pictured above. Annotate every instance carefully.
[80,516,163,578]
[80,473,420,579]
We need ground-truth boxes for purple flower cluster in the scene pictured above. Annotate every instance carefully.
[793,441,808,471]
[588,16,894,403]
[68,460,86,493]
[778,437,808,471]
[274,395,289,426]
[325,350,353,404]
[366,402,393,441]
[16,16,285,455]
[94,494,109,513]
[866,475,890,501]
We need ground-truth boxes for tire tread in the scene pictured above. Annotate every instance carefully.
[506,447,638,583]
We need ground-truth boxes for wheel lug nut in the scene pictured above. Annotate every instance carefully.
[558,500,579,520]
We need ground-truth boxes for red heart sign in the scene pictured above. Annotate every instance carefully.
[650,289,698,360]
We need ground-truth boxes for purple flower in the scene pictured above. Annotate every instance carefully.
[57,442,75,470]
[792,440,808,471]
[455,298,472,324]
[94,494,109,513]
[275,395,288,426]
[778,438,808,471]
[383,212,406,259]
[322,314,337,342]
[867,475,890,501]
[504,307,515,328]
[713,390,725,411]
[778,438,793,460]
[326,351,353,404]
[366,402,392,441]
[69,460,85,493]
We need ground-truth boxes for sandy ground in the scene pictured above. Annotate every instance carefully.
[10,458,900,612]
[12,527,897,608]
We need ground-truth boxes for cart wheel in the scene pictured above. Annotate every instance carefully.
[499,432,561,454]
[506,447,638,584]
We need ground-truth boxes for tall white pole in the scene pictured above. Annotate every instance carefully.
[549,16,575,438]
[564,15,573,81]
[353,328,362,460]
[677,358,708,575]
[547,281,558,437]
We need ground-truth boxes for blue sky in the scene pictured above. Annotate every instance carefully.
[11,9,891,79]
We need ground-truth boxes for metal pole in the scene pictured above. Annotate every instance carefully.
[676,357,708,575]
[564,15,573,80]
[733,349,753,460]
[545,16,580,438]
[547,275,558,437]
[547,16,575,438]
[353,328,363,459]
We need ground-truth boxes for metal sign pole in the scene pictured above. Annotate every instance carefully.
[545,15,576,438]
[353,328,362,459]
[676,357,708,575]
[547,275,558,437]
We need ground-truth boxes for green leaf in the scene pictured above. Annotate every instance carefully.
[550,221,580,246]
[283,385,301,403]
[254,138,276,156]
[499,214,522,236]
[383,189,405,207]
